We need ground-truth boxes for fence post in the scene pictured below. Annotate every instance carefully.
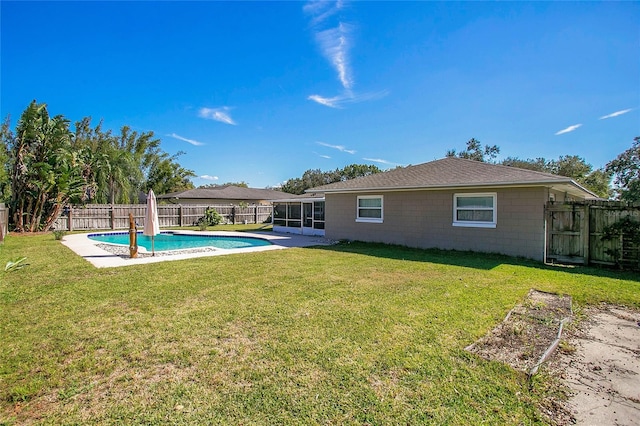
[582,204,590,265]
[232,206,236,224]
[68,207,73,231]
[110,204,115,230]
[254,205,258,224]
[179,204,183,227]
[0,204,6,242]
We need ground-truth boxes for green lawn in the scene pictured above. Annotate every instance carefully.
[1,229,639,425]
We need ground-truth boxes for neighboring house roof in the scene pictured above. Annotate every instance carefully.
[158,185,293,201]
[307,157,599,199]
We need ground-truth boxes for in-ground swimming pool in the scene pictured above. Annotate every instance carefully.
[88,232,272,252]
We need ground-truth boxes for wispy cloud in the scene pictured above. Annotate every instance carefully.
[167,133,205,146]
[315,22,353,90]
[599,108,633,120]
[303,0,343,26]
[308,90,389,108]
[198,107,237,125]
[316,141,356,154]
[308,94,343,108]
[314,152,332,159]
[304,1,387,109]
[555,124,582,135]
[200,175,219,181]
[305,1,351,90]
[363,157,398,166]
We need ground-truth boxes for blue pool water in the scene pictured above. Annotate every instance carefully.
[88,232,272,252]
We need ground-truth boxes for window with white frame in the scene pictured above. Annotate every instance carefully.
[356,195,383,223]
[453,193,496,228]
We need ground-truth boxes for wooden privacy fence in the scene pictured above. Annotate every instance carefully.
[53,204,273,231]
[0,204,8,242]
[546,200,640,268]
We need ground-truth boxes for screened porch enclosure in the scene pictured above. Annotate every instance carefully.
[273,200,325,236]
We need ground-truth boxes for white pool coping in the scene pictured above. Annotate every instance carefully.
[61,230,335,268]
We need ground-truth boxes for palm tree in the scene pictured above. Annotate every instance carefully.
[10,101,84,231]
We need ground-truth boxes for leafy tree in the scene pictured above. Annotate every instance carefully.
[446,138,500,163]
[72,118,194,202]
[281,164,382,195]
[580,169,612,199]
[113,126,161,203]
[501,157,550,172]
[73,122,136,204]
[72,117,106,202]
[199,181,249,189]
[606,136,640,202]
[281,169,324,195]
[7,101,85,231]
[449,139,612,197]
[2,101,196,233]
[549,155,592,180]
[549,155,612,198]
[338,164,381,181]
[146,151,196,195]
[501,154,611,198]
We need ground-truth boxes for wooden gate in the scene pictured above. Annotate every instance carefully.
[546,202,589,264]
[546,201,640,267]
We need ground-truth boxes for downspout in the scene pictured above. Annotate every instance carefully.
[543,187,549,263]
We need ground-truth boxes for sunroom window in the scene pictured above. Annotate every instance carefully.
[453,193,496,228]
[356,195,383,223]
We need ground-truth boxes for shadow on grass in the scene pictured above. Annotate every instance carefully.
[307,241,640,282]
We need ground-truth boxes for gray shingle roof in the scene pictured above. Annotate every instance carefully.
[307,157,597,198]
[158,185,292,201]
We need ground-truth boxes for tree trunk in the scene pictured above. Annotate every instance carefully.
[30,190,49,232]
[24,197,34,232]
[13,199,24,232]
[44,193,68,232]
[43,202,63,232]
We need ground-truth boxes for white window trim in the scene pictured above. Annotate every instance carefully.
[452,192,497,228]
[356,195,383,223]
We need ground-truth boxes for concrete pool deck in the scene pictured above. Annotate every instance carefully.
[62,230,335,268]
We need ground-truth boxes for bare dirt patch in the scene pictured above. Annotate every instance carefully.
[466,290,640,425]
[466,289,572,374]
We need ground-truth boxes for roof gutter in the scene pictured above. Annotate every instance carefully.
[307,179,599,198]
[272,197,326,203]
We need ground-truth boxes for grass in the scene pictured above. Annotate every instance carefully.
[1,229,639,424]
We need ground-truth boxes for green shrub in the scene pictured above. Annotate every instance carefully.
[52,230,67,240]
[197,208,224,228]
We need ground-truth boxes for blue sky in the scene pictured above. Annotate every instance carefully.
[2,1,639,189]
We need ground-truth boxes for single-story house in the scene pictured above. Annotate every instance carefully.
[302,157,598,261]
[158,185,292,205]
